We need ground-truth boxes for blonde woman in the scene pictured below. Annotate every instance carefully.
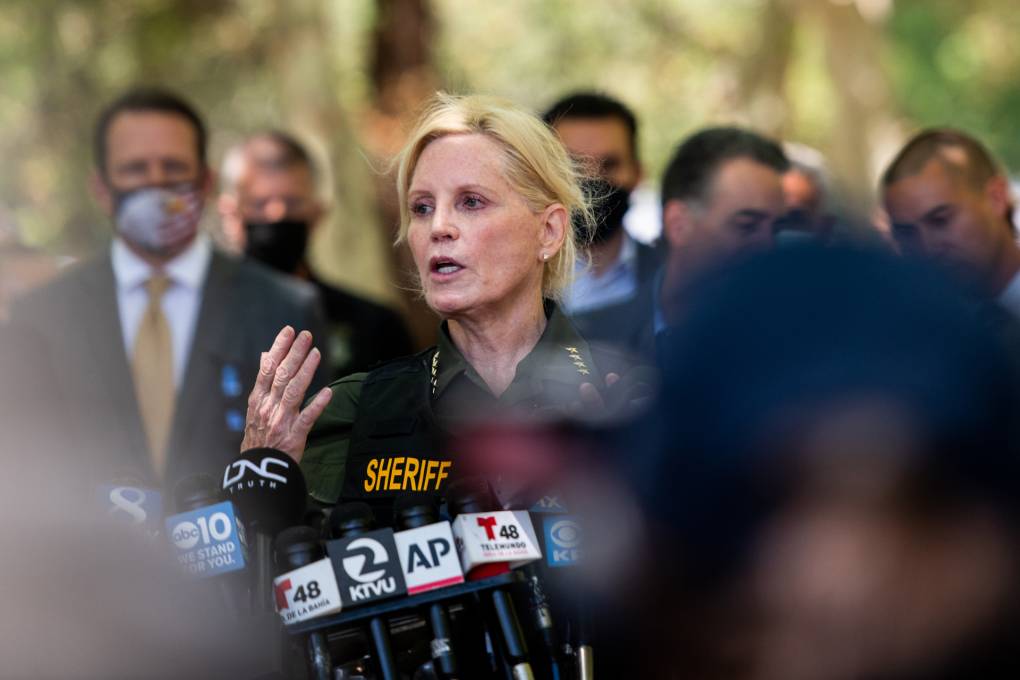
[242,93,641,509]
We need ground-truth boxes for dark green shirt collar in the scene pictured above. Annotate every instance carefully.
[433,301,597,402]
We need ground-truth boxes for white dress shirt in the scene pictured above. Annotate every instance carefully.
[998,269,1020,319]
[111,234,212,389]
[563,234,640,315]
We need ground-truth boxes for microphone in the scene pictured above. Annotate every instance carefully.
[166,474,247,579]
[393,496,465,679]
[273,527,343,625]
[222,448,308,534]
[446,479,542,579]
[536,513,590,680]
[325,502,406,680]
[98,477,162,540]
[222,448,308,612]
[274,526,338,680]
[163,475,249,619]
[446,479,539,680]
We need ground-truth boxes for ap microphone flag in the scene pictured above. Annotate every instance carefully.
[394,522,465,595]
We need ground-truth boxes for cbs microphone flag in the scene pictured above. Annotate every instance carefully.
[451,510,542,573]
[273,558,343,625]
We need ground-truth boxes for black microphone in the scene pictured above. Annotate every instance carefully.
[222,448,308,613]
[274,526,334,680]
[166,474,249,617]
[446,479,537,680]
[99,475,163,540]
[532,511,589,679]
[325,502,405,680]
[394,496,461,680]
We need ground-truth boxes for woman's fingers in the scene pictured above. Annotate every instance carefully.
[242,326,326,456]
[281,347,321,410]
[579,381,606,410]
[297,387,333,435]
[288,388,334,463]
[247,326,296,417]
[268,330,313,406]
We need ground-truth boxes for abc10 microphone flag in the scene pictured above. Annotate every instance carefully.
[164,501,247,577]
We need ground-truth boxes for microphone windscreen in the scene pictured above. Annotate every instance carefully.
[222,448,307,535]
[393,494,440,530]
[445,477,496,517]
[274,526,324,571]
[173,474,221,513]
[327,502,374,539]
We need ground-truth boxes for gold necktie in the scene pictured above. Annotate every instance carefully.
[132,274,174,479]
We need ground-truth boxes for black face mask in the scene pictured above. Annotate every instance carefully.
[244,219,310,274]
[576,178,632,245]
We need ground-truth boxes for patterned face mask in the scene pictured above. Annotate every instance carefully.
[115,183,202,256]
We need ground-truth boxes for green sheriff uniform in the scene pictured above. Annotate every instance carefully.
[300,303,639,516]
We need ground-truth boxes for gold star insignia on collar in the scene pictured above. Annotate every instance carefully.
[564,346,591,376]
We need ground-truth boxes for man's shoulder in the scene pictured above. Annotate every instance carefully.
[633,239,665,282]
[10,252,111,320]
[311,276,404,324]
[569,278,657,360]
[221,252,318,307]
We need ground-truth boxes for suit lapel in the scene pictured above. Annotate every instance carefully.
[169,253,243,469]
[80,254,152,474]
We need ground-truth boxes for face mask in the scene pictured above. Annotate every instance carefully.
[576,178,632,245]
[115,183,202,256]
[244,219,310,274]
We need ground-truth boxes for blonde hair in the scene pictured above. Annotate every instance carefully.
[395,92,593,301]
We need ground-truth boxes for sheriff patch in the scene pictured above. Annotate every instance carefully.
[362,457,452,493]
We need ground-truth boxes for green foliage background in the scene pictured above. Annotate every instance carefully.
[1,0,1018,303]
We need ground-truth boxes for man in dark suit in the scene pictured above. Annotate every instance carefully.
[217,129,414,380]
[9,87,327,490]
[543,93,663,330]
[577,127,791,360]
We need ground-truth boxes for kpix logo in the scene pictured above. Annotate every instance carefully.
[223,456,289,488]
[544,517,581,567]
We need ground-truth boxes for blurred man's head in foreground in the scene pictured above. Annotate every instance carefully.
[606,245,1020,678]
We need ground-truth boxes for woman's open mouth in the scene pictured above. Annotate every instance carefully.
[430,256,465,279]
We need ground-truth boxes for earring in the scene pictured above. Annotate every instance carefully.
[542,253,549,261]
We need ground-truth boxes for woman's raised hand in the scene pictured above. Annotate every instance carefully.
[241,326,332,463]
